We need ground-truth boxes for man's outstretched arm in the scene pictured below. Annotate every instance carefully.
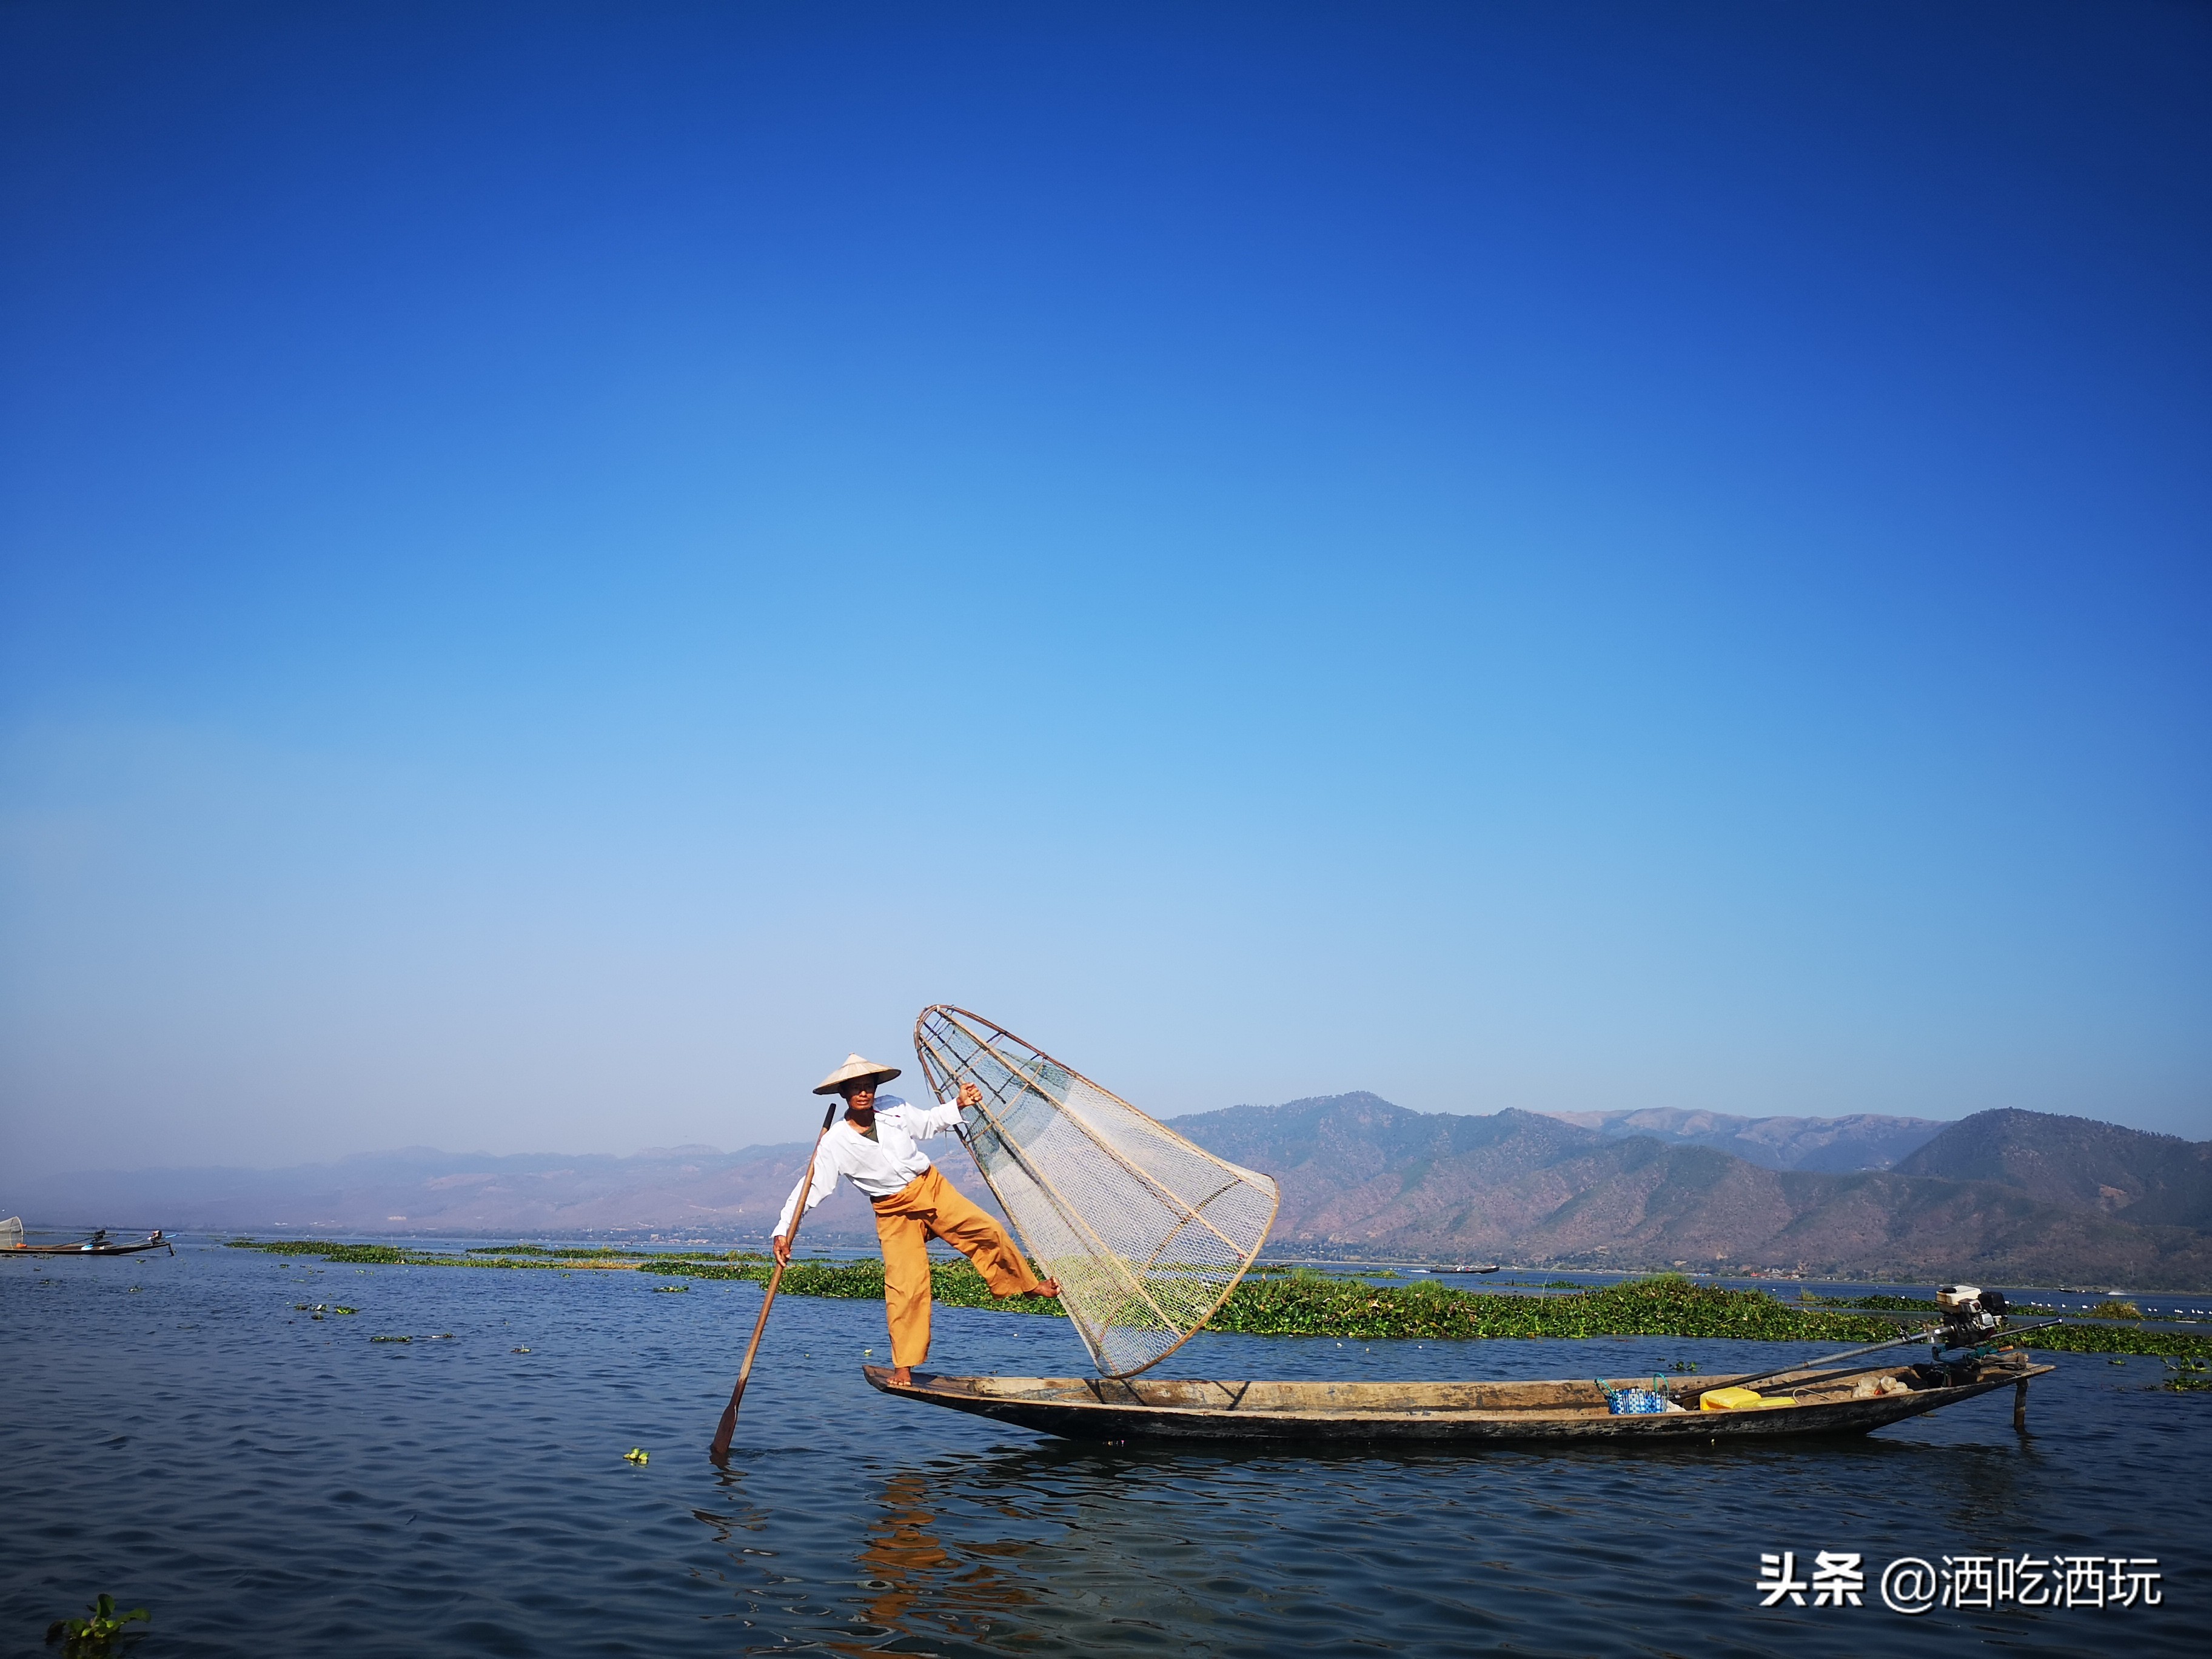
[770,1142,845,1265]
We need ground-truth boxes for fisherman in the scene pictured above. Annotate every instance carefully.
[773,1053,1059,1386]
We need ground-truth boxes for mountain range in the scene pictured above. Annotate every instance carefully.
[14,1099,2211,1287]
[1173,1096,2212,1287]
[1535,1107,1948,1173]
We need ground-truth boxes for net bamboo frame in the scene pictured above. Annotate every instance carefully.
[913,1005,1279,1378]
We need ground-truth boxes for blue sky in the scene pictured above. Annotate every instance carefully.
[2,0,2207,1177]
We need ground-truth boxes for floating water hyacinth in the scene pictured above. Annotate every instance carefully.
[2161,1358,2211,1392]
[44,1590,147,1658]
[230,1236,2212,1361]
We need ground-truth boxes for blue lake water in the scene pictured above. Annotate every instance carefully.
[4,1240,2204,1656]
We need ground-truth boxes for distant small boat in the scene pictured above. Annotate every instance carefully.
[866,1352,2052,1444]
[3,1221,173,1258]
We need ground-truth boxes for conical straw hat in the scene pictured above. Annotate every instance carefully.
[814,1051,902,1094]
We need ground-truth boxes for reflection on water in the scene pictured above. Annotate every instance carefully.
[846,1470,1035,1651]
[682,1423,2201,1657]
[2,1242,2204,1658]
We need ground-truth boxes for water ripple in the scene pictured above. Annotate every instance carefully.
[2,1244,2202,1655]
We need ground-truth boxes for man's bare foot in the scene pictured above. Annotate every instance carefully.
[1029,1277,1061,1299]
[888,1365,913,1387]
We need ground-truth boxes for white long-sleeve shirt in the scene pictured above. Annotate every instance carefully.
[773,1095,964,1238]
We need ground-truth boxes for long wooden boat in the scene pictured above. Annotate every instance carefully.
[5,1226,173,1258]
[864,1351,2053,1443]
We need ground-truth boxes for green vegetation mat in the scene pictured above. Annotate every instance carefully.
[226,1239,766,1269]
[225,1241,2212,1359]
[635,1255,1063,1312]
[1800,1292,1939,1312]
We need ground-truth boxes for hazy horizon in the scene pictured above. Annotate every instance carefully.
[5,3,2208,1181]
[36,1096,2212,1184]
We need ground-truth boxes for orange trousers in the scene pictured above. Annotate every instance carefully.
[873,1166,1042,1367]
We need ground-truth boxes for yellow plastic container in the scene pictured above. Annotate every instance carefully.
[1699,1387,1797,1411]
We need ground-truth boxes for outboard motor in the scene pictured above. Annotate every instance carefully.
[1934,1285,2010,1355]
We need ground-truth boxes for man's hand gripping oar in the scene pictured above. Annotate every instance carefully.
[709,1098,840,1464]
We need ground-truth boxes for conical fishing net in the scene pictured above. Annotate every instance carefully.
[913,1005,1279,1378]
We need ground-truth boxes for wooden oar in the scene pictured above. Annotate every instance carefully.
[1715,1317,2065,1398]
[709,1099,841,1463]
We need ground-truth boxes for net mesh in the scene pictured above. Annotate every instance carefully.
[913,1005,1279,1378]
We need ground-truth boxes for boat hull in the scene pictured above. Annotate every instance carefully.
[12,1239,172,1256]
[863,1358,2053,1444]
